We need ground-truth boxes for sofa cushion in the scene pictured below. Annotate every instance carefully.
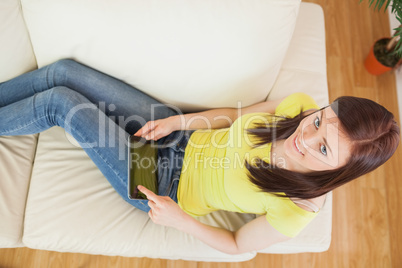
[0,134,38,248]
[21,0,300,112]
[0,0,37,82]
[25,125,331,259]
[23,127,256,261]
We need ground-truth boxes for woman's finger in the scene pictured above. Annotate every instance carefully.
[146,129,156,140]
[153,128,169,141]
[153,132,162,141]
[148,209,154,221]
[134,124,148,137]
[148,199,157,209]
[135,121,155,137]
[133,125,141,136]
[138,185,158,202]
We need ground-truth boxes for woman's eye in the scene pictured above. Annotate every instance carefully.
[314,117,320,129]
[320,144,327,156]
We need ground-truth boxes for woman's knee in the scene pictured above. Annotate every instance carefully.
[48,59,80,84]
[47,86,92,110]
[52,58,80,73]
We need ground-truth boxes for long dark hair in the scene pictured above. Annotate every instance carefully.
[246,96,400,199]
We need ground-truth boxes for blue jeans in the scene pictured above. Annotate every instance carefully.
[0,59,188,212]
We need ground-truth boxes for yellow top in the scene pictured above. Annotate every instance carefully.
[177,93,320,237]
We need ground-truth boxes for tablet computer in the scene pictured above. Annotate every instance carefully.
[127,135,158,200]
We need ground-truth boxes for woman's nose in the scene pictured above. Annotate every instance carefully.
[301,121,318,148]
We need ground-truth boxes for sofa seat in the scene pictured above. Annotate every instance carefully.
[23,127,331,261]
[0,134,38,248]
[23,127,256,261]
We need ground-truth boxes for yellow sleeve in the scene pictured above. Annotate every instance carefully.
[265,198,318,238]
[275,93,320,118]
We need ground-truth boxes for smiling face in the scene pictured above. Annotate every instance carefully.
[281,106,352,172]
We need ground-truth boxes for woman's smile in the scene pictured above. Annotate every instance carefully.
[294,135,304,156]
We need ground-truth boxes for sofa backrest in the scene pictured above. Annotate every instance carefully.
[0,0,37,82]
[17,0,301,112]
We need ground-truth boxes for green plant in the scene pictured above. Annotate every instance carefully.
[362,0,402,57]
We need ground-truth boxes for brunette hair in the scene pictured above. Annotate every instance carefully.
[246,96,400,199]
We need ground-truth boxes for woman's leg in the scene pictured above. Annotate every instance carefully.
[0,86,149,211]
[0,59,179,134]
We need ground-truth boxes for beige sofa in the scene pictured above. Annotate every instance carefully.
[0,0,331,262]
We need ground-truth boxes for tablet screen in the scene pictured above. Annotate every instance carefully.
[128,135,158,200]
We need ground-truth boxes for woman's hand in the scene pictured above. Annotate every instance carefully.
[134,116,180,140]
[138,185,190,229]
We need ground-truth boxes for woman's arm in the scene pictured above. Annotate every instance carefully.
[138,185,290,254]
[181,97,285,130]
[135,97,285,140]
[178,212,290,254]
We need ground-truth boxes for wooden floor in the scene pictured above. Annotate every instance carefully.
[1,0,401,267]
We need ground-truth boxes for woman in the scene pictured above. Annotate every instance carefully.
[0,59,399,254]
